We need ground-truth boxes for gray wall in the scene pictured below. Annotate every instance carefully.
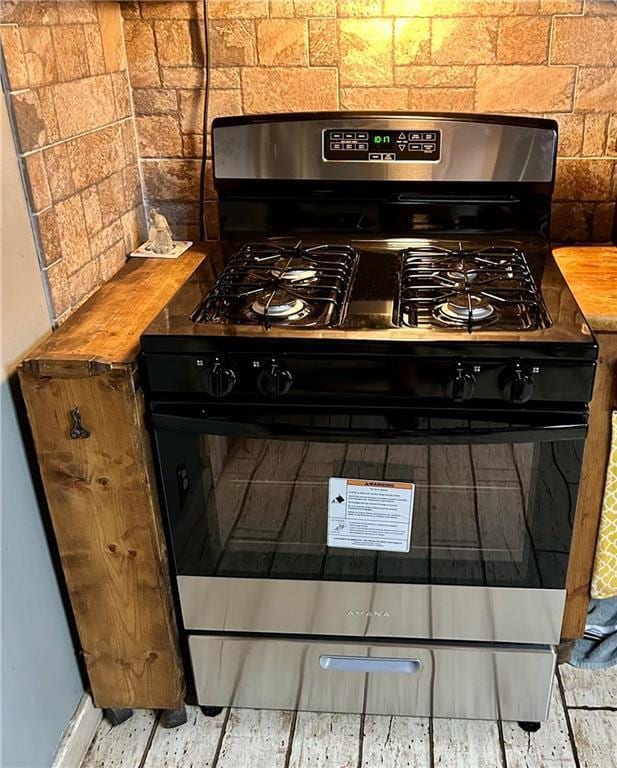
[1,94,84,767]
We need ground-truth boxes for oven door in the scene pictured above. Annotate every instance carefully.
[151,404,586,644]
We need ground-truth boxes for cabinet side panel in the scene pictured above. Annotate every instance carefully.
[18,367,185,709]
[563,333,617,639]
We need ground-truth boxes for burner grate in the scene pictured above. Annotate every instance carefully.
[396,245,551,332]
[192,243,358,328]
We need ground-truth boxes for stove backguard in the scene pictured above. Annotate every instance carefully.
[211,113,557,242]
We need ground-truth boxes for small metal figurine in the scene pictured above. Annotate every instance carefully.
[148,208,174,254]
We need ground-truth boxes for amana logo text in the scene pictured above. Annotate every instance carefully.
[346,609,391,618]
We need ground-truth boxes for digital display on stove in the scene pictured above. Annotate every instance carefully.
[323,129,441,162]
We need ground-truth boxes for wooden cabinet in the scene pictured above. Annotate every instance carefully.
[18,247,208,709]
[564,331,617,638]
[554,246,617,639]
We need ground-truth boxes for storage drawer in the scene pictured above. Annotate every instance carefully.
[189,635,555,722]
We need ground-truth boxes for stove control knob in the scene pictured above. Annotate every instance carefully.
[500,364,534,405]
[202,358,237,398]
[444,365,476,402]
[257,359,293,397]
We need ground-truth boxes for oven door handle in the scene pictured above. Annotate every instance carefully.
[150,412,588,444]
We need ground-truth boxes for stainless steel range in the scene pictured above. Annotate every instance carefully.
[141,113,597,727]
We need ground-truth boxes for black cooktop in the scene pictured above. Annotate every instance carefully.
[191,240,551,334]
[141,236,595,358]
[191,241,551,333]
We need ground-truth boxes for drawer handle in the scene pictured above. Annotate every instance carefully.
[319,655,422,674]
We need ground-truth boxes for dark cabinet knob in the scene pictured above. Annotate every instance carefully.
[202,358,237,398]
[257,359,293,397]
[444,365,476,402]
[500,364,534,405]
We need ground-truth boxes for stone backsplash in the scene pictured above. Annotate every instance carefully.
[1,0,616,323]
[123,0,616,244]
[0,0,146,323]
[121,0,218,241]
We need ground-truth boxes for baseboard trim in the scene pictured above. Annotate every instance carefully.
[51,693,102,768]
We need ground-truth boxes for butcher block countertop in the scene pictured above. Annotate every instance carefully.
[553,245,617,333]
[23,243,211,374]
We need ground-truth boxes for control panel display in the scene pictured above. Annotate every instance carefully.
[323,129,441,162]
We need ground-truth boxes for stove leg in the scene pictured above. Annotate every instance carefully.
[556,639,575,665]
[160,706,188,728]
[518,721,541,733]
[103,708,133,727]
[200,706,224,717]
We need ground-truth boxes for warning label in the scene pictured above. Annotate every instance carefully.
[327,477,415,553]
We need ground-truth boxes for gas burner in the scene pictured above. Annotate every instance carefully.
[271,268,318,283]
[446,268,479,282]
[250,295,308,319]
[396,244,550,332]
[192,242,358,328]
[435,294,496,327]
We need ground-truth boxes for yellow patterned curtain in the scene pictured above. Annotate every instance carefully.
[591,411,617,599]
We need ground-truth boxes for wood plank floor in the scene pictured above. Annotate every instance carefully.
[80,667,617,768]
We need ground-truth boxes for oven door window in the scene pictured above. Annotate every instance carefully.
[154,420,583,589]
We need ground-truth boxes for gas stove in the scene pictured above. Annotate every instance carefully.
[141,114,598,725]
[143,113,596,365]
[143,231,594,404]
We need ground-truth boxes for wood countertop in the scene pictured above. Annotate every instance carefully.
[553,245,617,334]
[24,244,210,374]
